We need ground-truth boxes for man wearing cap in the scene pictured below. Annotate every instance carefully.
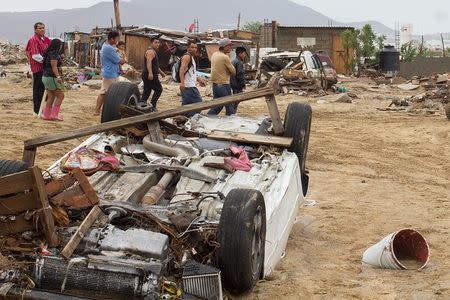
[230,46,247,112]
[207,38,236,116]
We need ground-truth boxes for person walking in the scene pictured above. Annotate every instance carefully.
[41,39,65,121]
[94,31,125,115]
[179,40,206,117]
[207,38,236,116]
[25,22,50,116]
[142,37,166,110]
[230,47,247,112]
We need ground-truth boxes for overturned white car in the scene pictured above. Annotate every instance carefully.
[0,82,311,299]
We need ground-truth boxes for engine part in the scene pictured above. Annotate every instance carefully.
[84,225,169,260]
[182,261,222,300]
[34,256,161,298]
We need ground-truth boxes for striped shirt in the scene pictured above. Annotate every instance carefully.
[25,34,51,74]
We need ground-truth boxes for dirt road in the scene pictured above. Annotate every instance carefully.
[0,74,449,299]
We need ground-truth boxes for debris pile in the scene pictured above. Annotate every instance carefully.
[0,43,27,66]
[380,74,449,115]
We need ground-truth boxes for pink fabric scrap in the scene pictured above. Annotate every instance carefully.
[224,146,252,172]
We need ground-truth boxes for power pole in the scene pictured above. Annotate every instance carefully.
[237,13,241,31]
[441,33,446,57]
[113,0,122,38]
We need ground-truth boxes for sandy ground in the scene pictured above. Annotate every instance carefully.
[0,71,449,299]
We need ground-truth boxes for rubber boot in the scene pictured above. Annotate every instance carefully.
[51,105,63,121]
[41,107,52,120]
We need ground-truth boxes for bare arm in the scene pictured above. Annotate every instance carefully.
[50,59,60,77]
[179,55,191,90]
[146,50,155,80]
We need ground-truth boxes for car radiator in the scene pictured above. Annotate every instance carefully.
[34,256,161,298]
[182,261,223,300]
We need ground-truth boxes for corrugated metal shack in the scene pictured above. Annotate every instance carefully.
[260,21,354,74]
[124,26,254,72]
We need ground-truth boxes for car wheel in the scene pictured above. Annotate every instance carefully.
[101,82,141,123]
[0,160,28,177]
[218,189,266,295]
[284,102,312,195]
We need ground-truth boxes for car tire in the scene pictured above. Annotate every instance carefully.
[101,82,141,123]
[218,189,266,295]
[0,160,29,177]
[284,102,312,195]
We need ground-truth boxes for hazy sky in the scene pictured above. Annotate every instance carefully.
[0,0,448,34]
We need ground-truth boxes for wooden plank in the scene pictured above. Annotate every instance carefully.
[0,170,33,197]
[0,214,36,235]
[22,148,36,166]
[147,122,165,144]
[265,94,284,135]
[61,205,103,259]
[24,87,274,149]
[71,168,99,206]
[208,130,293,147]
[30,167,59,247]
[0,192,38,215]
[45,173,76,197]
[50,185,84,206]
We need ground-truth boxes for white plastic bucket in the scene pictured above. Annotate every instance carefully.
[362,229,429,270]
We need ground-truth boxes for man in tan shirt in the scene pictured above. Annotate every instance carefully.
[208,38,237,116]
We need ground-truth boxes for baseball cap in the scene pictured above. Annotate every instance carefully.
[218,38,233,48]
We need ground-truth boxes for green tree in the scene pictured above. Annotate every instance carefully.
[341,29,359,73]
[242,21,263,33]
[401,42,418,62]
[359,24,377,58]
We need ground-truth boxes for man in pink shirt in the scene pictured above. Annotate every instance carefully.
[25,22,51,116]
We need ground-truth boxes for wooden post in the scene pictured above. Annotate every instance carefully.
[30,167,59,247]
[265,94,284,135]
[22,147,37,166]
[441,33,446,57]
[113,0,122,38]
[61,205,103,259]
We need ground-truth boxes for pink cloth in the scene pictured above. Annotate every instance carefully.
[60,147,119,175]
[25,33,50,73]
[224,146,252,172]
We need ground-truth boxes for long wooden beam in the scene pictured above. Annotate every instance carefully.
[24,87,274,150]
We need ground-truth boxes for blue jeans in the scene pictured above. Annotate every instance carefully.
[232,88,243,112]
[207,83,235,116]
[181,87,203,117]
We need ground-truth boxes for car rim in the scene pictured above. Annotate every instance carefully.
[251,206,263,277]
[127,94,139,108]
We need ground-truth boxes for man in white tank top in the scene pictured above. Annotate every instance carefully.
[179,40,206,117]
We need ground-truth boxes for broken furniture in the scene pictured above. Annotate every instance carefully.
[0,166,58,247]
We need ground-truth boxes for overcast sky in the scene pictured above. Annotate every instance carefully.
[0,0,448,34]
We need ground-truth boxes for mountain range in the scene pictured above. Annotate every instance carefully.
[0,0,433,45]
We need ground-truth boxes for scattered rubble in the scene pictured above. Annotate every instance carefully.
[0,43,27,66]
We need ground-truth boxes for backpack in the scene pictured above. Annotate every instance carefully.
[172,53,193,83]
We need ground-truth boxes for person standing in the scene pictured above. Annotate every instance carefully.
[142,37,166,110]
[207,38,236,116]
[41,39,65,121]
[25,22,50,116]
[230,47,247,112]
[179,40,206,117]
[94,31,125,115]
